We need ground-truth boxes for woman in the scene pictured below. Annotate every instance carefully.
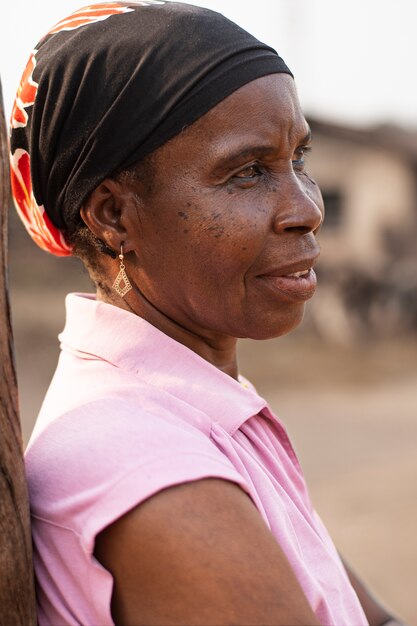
[11,2,404,625]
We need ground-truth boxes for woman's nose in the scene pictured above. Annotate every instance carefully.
[272,175,324,235]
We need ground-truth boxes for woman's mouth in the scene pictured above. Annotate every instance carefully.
[285,269,311,278]
[258,268,317,301]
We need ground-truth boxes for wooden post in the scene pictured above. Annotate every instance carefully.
[0,78,37,625]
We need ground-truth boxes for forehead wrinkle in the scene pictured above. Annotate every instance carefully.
[206,115,307,168]
[208,122,310,174]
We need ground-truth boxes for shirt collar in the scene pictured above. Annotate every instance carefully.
[59,293,267,435]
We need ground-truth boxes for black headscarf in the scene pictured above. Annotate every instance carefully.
[10,1,292,255]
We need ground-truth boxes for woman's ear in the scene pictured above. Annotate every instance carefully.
[80,178,134,252]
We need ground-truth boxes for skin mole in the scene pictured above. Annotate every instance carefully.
[178,211,188,219]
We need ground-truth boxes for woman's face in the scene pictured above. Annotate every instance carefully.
[124,73,324,341]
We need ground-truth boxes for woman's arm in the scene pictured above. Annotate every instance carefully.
[342,559,406,626]
[95,478,320,626]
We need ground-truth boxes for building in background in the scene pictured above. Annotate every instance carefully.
[307,119,417,342]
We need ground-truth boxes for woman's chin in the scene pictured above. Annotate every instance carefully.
[240,305,306,341]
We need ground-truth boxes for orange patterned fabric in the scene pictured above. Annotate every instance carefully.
[48,3,134,34]
[10,3,135,256]
[10,148,72,256]
[11,52,38,130]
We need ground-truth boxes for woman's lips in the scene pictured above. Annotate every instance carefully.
[258,268,317,300]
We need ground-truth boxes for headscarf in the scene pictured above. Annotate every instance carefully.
[10,1,292,256]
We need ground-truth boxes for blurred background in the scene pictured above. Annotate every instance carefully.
[2,0,417,623]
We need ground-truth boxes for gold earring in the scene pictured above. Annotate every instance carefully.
[112,244,132,297]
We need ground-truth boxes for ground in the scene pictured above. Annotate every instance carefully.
[9,221,417,625]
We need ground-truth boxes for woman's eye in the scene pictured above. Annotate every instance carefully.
[292,145,312,169]
[233,164,262,180]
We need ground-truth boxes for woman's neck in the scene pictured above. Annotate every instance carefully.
[97,287,239,380]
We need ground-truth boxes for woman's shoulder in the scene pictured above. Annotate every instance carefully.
[26,381,221,497]
[25,378,247,549]
[30,341,216,446]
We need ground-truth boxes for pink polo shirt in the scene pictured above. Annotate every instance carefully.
[26,293,368,626]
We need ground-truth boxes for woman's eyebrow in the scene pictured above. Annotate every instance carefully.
[213,129,312,173]
[212,145,278,173]
[297,127,312,145]
[303,128,312,143]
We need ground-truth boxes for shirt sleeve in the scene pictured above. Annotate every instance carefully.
[26,395,249,556]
